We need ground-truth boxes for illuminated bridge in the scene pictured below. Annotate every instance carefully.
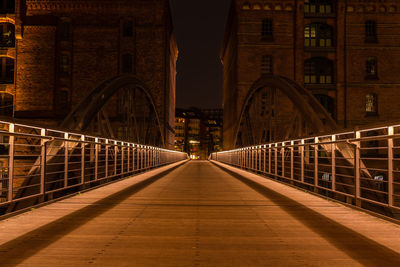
[1,76,400,266]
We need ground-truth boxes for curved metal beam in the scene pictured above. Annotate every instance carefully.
[61,74,165,147]
[234,75,337,146]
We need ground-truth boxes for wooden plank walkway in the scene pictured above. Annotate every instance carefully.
[0,160,400,266]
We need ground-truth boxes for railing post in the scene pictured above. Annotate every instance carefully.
[274,143,278,177]
[290,141,294,181]
[281,142,285,178]
[314,137,319,192]
[114,141,117,176]
[355,131,361,207]
[95,137,98,180]
[127,144,130,173]
[331,135,336,191]
[64,133,69,186]
[81,135,85,184]
[121,142,125,174]
[268,144,271,174]
[301,139,304,183]
[7,123,14,202]
[258,146,262,172]
[105,139,109,178]
[388,126,394,207]
[40,128,46,197]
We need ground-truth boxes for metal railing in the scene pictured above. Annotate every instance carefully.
[210,125,400,217]
[0,120,188,214]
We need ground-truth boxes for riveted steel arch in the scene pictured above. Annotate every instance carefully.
[234,75,337,147]
[62,74,165,147]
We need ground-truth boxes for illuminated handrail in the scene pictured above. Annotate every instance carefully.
[210,124,400,217]
[0,119,188,214]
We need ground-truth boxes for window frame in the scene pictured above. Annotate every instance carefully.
[261,55,273,75]
[365,93,378,115]
[261,19,273,41]
[365,20,378,43]
[365,57,378,79]
[304,23,333,48]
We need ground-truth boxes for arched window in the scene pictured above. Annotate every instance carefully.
[0,23,14,47]
[304,57,333,84]
[122,54,133,73]
[314,94,334,117]
[0,92,12,116]
[304,23,333,47]
[0,57,14,84]
[0,0,14,14]
[304,0,333,14]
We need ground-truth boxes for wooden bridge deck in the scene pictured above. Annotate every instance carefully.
[1,160,400,266]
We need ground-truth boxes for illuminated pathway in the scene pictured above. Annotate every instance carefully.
[1,161,400,266]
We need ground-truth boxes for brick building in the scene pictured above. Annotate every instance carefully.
[0,0,177,147]
[174,108,223,159]
[222,0,400,148]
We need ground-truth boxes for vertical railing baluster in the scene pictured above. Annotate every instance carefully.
[314,137,318,192]
[388,127,394,207]
[355,131,361,207]
[64,133,69,187]
[301,139,304,183]
[105,139,109,178]
[40,129,46,197]
[81,135,85,185]
[7,123,14,202]
[331,135,336,192]
[281,143,285,178]
[290,141,294,181]
[95,137,98,180]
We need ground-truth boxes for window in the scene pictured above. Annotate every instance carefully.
[314,94,334,117]
[60,22,71,41]
[365,20,377,43]
[0,92,12,117]
[261,19,273,40]
[0,57,14,84]
[122,54,133,73]
[366,93,377,114]
[0,0,14,14]
[123,21,133,37]
[261,55,273,74]
[304,58,333,84]
[366,57,378,79]
[304,0,333,15]
[304,23,332,47]
[57,90,69,112]
[60,54,70,76]
[0,23,14,47]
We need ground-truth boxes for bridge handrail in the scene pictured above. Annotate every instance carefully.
[0,119,188,215]
[210,123,400,217]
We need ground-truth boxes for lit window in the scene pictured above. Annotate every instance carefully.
[261,55,273,75]
[366,94,377,114]
[0,23,14,47]
[365,20,377,43]
[0,57,14,84]
[304,0,333,14]
[304,57,333,84]
[304,23,332,47]
[366,57,378,79]
[122,54,133,73]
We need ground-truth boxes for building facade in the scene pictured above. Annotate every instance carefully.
[174,108,223,159]
[222,0,400,148]
[0,0,177,148]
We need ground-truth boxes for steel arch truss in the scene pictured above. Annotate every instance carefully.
[234,75,337,147]
[62,75,164,147]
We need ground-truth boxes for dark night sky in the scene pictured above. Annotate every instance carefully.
[169,0,231,109]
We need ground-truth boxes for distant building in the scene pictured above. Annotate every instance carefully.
[222,0,400,148]
[174,108,223,159]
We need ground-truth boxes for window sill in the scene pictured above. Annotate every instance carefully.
[304,47,336,53]
[365,75,379,81]
[261,36,274,42]
[304,13,336,18]
[304,84,336,90]
[365,112,379,117]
